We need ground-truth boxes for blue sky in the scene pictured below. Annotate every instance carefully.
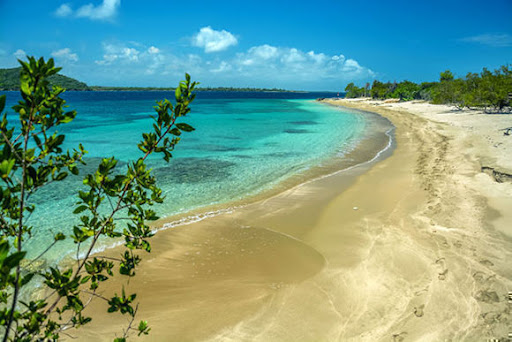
[1,0,511,90]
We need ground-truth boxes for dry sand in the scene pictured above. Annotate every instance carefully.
[70,99,512,341]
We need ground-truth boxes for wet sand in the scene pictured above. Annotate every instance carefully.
[71,99,512,341]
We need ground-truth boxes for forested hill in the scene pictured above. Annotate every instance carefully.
[0,67,90,90]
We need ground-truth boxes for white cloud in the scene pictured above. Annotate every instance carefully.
[90,38,373,90]
[193,26,238,53]
[280,48,306,65]
[331,54,345,62]
[13,49,26,60]
[236,45,370,76]
[55,3,73,17]
[95,43,141,65]
[55,0,120,21]
[122,48,139,61]
[76,0,120,20]
[343,59,361,71]
[211,61,232,73]
[51,48,79,62]
[148,46,160,54]
[307,51,327,64]
[461,33,512,47]
[250,44,278,59]
[95,42,168,76]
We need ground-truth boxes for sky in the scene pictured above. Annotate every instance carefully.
[0,0,511,91]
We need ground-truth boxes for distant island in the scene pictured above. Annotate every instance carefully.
[0,67,89,90]
[0,67,292,92]
[91,86,292,92]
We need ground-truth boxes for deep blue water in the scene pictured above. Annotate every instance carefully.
[1,90,363,263]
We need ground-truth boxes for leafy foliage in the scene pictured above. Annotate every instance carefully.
[431,65,512,112]
[0,56,197,340]
[347,64,511,112]
[344,82,369,98]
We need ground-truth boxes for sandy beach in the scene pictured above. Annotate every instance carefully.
[72,99,512,341]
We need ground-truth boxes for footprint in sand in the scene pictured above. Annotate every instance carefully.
[472,271,496,285]
[414,304,425,317]
[479,259,494,267]
[392,332,408,342]
[475,290,500,303]
[435,258,449,280]
[438,269,449,280]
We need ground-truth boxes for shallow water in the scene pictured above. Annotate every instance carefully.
[1,91,367,264]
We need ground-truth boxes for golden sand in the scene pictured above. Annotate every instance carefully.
[70,99,512,341]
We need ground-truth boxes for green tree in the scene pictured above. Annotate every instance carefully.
[479,66,511,112]
[391,81,419,101]
[344,82,364,98]
[432,70,458,105]
[370,80,386,99]
[0,56,198,340]
[418,82,437,101]
[439,70,454,82]
[370,80,396,99]
[431,65,511,112]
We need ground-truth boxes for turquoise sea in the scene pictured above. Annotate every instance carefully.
[1,91,371,264]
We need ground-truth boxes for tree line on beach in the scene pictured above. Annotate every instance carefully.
[345,64,512,113]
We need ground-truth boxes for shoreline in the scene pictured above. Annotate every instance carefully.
[71,99,511,341]
[65,102,394,262]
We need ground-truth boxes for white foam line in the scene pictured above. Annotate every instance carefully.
[287,126,395,187]
[76,206,245,260]
[157,207,241,231]
[77,240,125,260]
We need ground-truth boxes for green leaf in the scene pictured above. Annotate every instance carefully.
[55,172,68,181]
[21,273,35,286]
[20,80,31,95]
[69,164,79,175]
[169,128,181,136]
[175,123,195,132]
[0,159,15,179]
[138,320,151,336]
[4,251,26,269]
[73,205,88,214]
[54,233,66,241]
[80,276,91,284]
[0,95,5,113]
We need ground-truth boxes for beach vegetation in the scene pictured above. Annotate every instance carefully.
[439,70,454,82]
[344,82,365,98]
[0,56,198,340]
[431,65,512,112]
[391,81,420,101]
[348,64,511,112]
